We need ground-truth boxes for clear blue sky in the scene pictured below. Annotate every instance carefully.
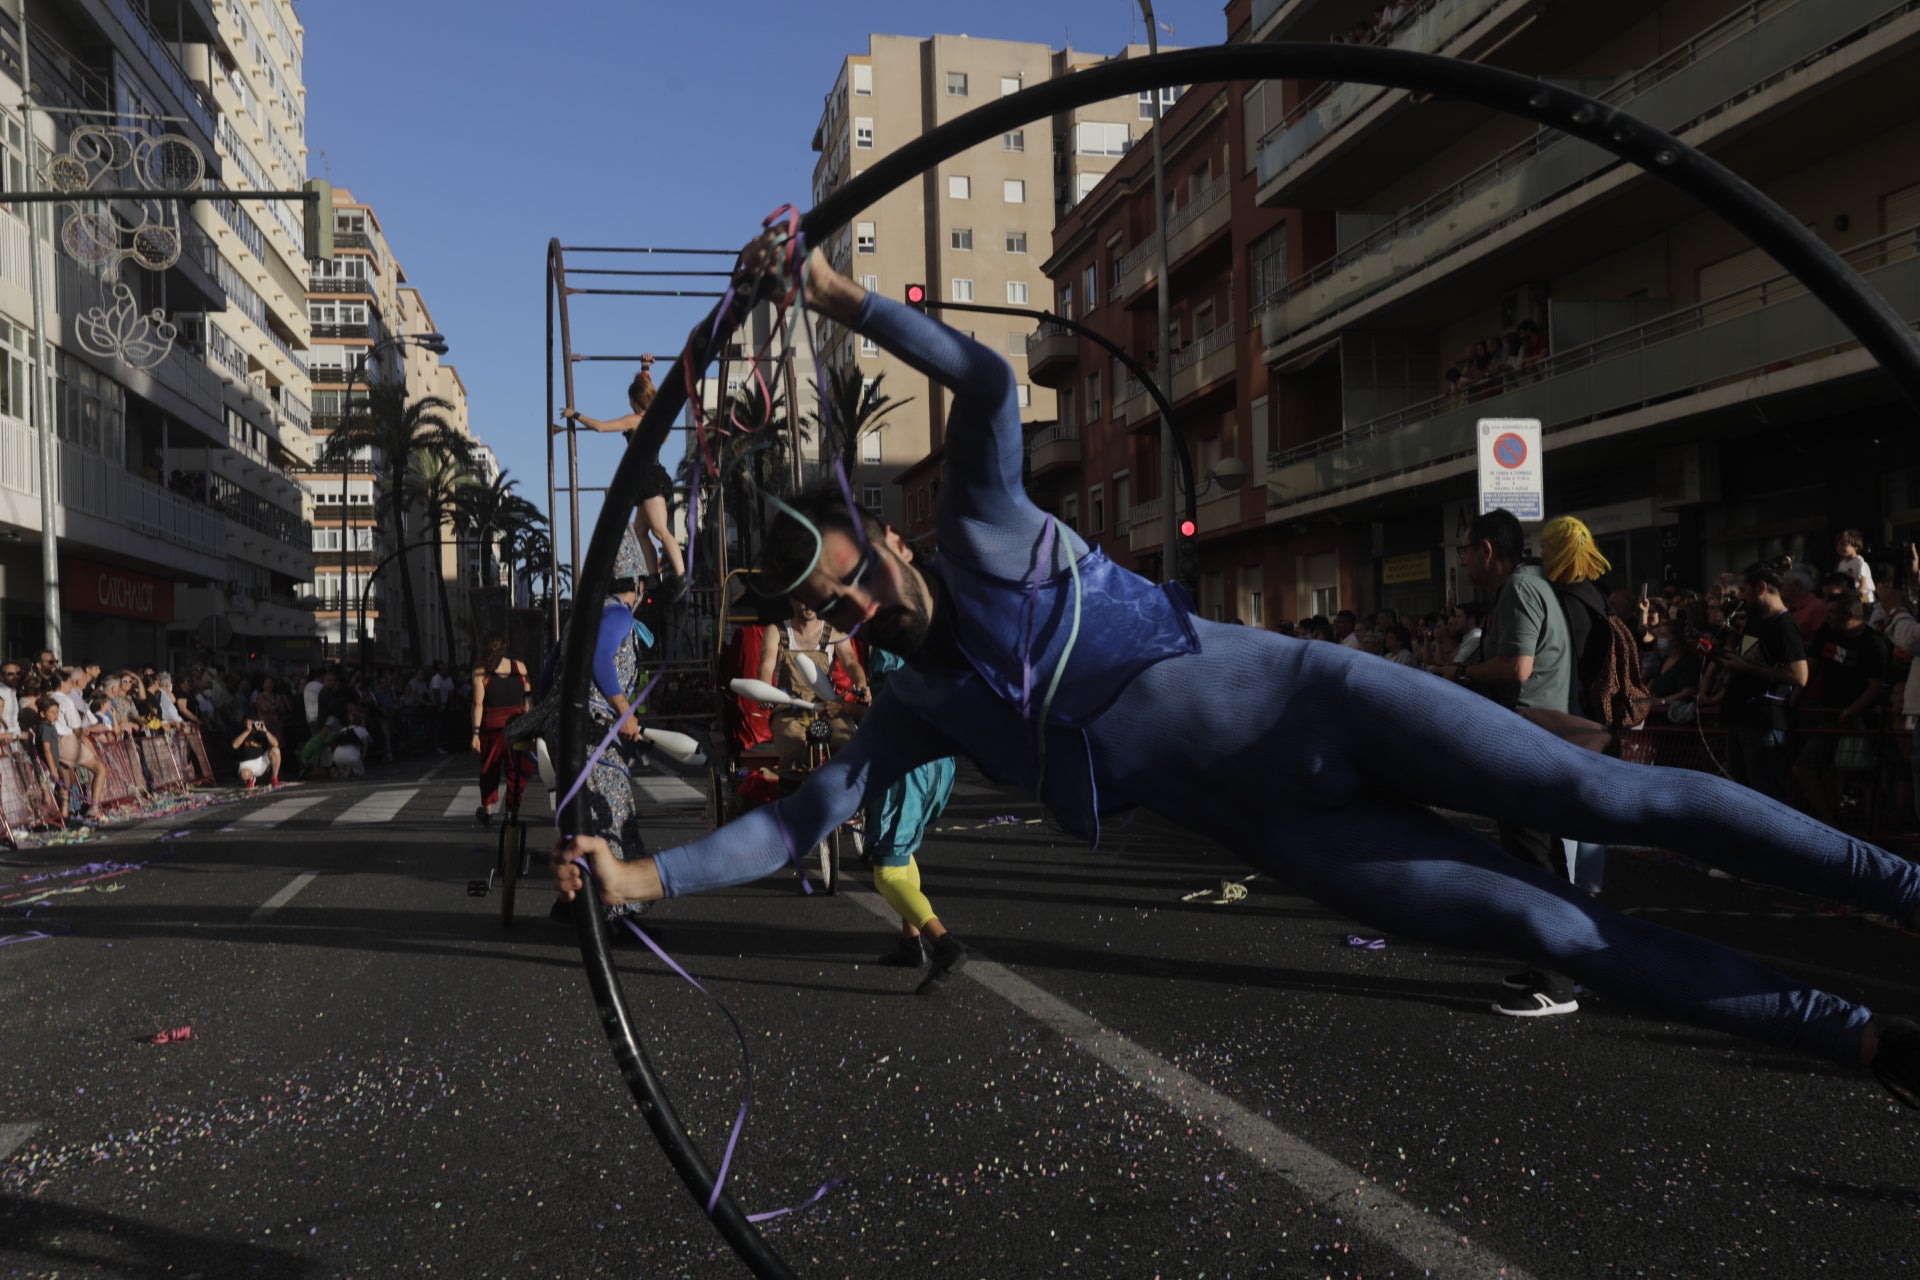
[301,0,1229,563]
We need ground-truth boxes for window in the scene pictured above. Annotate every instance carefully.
[1088,484,1105,534]
[862,485,884,511]
[1000,75,1021,96]
[1074,173,1101,203]
[1083,264,1097,310]
[1137,86,1182,119]
[946,71,968,96]
[1060,283,1074,320]
[1073,122,1132,156]
[1194,301,1215,335]
[854,117,873,149]
[1006,230,1028,254]
[1250,226,1289,304]
[951,278,974,302]
[1016,383,1031,407]
[1008,332,1026,356]
[858,273,879,292]
[1085,371,1101,423]
[1007,281,1029,305]
[1002,130,1024,152]
[1003,179,1025,204]
[860,335,878,356]
[855,221,876,254]
[950,227,973,251]
[852,63,872,95]
[1062,494,1079,531]
[948,175,970,200]
[861,430,882,464]
[1058,387,1073,425]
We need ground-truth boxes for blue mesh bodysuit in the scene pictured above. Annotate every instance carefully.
[652,293,1920,1067]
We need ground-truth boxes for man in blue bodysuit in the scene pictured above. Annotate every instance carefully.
[556,233,1920,1108]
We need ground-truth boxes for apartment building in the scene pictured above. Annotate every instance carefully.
[298,186,405,661]
[0,0,316,668]
[1248,0,1920,619]
[1031,18,1286,624]
[808,32,1173,528]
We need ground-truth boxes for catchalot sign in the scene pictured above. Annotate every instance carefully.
[61,559,176,623]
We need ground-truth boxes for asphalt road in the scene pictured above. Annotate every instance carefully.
[2,753,1917,1278]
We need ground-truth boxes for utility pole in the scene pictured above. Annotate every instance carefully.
[19,0,60,655]
[1139,0,1178,584]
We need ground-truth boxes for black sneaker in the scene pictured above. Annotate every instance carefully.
[877,935,928,968]
[1491,975,1579,1018]
[1501,967,1548,991]
[914,935,969,995]
[476,805,492,827]
[1872,1016,1920,1108]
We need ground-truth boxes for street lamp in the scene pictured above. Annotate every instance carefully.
[1137,0,1178,587]
[335,331,447,664]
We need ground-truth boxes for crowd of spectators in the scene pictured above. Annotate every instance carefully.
[1267,528,1920,833]
[0,651,478,826]
[1444,321,1549,406]
[1327,0,1426,45]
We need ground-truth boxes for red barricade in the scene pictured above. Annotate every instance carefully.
[0,747,59,835]
[90,734,148,813]
[172,724,214,785]
[136,733,189,794]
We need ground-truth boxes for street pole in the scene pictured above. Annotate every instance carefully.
[19,0,60,656]
[340,347,371,662]
[1139,0,1178,586]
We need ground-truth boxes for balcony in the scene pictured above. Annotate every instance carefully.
[310,321,371,340]
[1265,225,1920,513]
[93,0,220,146]
[1122,497,1165,553]
[310,276,376,295]
[1115,173,1234,305]
[1254,0,1509,197]
[1026,422,1081,476]
[1116,376,1154,427]
[58,443,225,577]
[1260,0,1912,351]
[333,231,372,251]
[1026,321,1080,382]
[1171,323,1238,402]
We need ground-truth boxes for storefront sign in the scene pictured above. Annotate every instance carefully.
[1476,418,1543,521]
[1382,552,1431,585]
[62,559,175,623]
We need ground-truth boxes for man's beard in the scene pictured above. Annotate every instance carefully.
[863,566,933,657]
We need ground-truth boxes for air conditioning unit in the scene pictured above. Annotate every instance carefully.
[1655,444,1721,508]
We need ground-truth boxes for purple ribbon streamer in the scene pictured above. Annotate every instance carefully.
[577,859,836,1222]
[1346,935,1386,950]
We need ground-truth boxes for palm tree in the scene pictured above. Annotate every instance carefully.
[410,449,477,666]
[713,378,794,569]
[807,364,912,480]
[318,383,470,666]
[454,468,537,592]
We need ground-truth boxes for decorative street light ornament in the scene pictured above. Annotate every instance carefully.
[43,124,206,372]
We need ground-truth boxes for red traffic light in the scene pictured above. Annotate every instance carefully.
[1178,518,1197,538]
[904,283,927,305]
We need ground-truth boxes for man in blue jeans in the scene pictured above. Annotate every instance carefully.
[557,230,1920,1109]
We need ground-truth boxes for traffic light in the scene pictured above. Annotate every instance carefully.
[1174,517,1200,591]
[302,178,333,259]
[904,283,928,307]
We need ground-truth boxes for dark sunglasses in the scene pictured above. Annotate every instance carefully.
[811,542,880,624]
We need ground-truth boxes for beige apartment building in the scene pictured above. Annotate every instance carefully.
[808,33,1176,528]
[1246,0,1920,619]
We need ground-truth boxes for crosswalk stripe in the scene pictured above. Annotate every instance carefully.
[335,788,419,825]
[233,794,327,826]
[445,782,553,820]
[633,774,705,808]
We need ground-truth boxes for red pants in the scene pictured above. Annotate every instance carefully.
[477,705,533,811]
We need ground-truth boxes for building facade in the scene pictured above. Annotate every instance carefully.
[808,33,1174,528]
[0,0,317,669]
[1248,0,1920,618]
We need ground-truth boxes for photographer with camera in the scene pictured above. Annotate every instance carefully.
[1717,564,1808,801]
[231,718,282,790]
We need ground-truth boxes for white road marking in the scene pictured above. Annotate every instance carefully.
[335,789,419,825]
[0,1121,38,1160]
[845,887,1538,1280]
[632,774,705,808]
[247,873,316,924]
[449,782,553,820]
[446,785,481,818]
[233,794,327,827]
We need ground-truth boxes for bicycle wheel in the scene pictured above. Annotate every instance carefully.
[497,815,523,927]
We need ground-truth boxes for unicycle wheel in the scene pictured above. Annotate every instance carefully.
[497,816,525,926]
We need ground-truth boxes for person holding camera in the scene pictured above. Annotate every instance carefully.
[231,718,282,790]
[1718,564,1808,801]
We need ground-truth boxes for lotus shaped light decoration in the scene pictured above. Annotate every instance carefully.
[74,281,177,372]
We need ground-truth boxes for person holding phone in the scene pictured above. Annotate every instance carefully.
[1717,563,1808,800]
[231,718,282,790]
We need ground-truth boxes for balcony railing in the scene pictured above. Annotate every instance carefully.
[102,0,218,141]
[60,443,224,553]
[0,412,38,498]
[310,276,375,294]
[1255,0,1506,189]
[1267,224,1920,505]
[1166,171,1231,239]
[310,321,371,340]
[1172,322,1236,374]
[1258,0,1914,337]
[332,230,371,251]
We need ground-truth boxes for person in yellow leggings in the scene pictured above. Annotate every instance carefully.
[865,650,965,993]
